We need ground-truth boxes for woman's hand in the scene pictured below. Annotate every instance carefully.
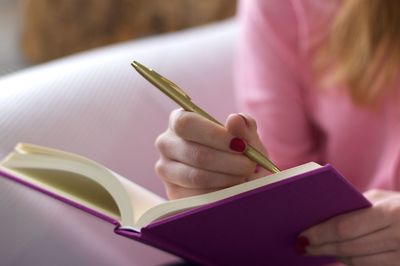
[299,189,400,265]
[155,109,268,199]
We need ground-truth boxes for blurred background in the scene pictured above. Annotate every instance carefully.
[0,0,236,77]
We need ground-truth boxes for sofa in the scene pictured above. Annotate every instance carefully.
[0,19,237,265]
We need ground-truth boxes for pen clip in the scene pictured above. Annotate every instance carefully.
[151,70,191,100]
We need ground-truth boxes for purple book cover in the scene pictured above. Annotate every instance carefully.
[118,165,371,265]
[1,165,371,266]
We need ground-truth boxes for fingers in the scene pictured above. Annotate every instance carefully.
[155,156,246,190]
[225,113,257,139]
[364,189,399,203]
[307,226,396,257]
[169,109,239,153]
[300,191,400,265]
[157,109,264,199]
[225,113,267,154]
[302,204,391,246]
[156,131,256,176]
[225,113,271,177]
[349,250,400,266]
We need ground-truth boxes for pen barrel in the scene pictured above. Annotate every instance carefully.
[131,61,280,174]
[245,145,280,174]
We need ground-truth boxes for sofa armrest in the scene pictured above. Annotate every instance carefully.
[0,19,237,265]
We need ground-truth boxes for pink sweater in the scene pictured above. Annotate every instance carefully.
[235,0,400,192]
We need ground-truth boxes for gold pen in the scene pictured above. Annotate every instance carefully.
[131,61,280,174]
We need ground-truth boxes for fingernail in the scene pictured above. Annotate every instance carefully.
[237,113,250,128]
[254,164,261,173]
[295,236,310,254]
[229,137,246,152]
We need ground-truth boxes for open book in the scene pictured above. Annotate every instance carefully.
[0,143,371,266]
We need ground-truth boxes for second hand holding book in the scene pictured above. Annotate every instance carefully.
[0,143,370,265]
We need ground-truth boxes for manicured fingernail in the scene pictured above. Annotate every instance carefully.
[237,113,250,128]
[229,137,246,152]
[254,164,261,173]
[295,236,310,254]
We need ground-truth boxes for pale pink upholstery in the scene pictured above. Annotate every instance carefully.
[0,19,237,266]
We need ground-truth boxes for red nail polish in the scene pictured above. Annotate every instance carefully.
[295,236,310,254]
[254,164,261,173]
[229,137,246,152]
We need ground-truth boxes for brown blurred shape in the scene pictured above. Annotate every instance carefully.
[21,0,237,63]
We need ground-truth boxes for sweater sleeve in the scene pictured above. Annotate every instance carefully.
[234,0,322,170]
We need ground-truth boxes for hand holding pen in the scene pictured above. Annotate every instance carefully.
[132,61,280,199]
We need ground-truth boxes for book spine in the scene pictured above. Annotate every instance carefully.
[115,227,214,265]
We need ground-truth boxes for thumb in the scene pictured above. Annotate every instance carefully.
[225,113,267,155]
